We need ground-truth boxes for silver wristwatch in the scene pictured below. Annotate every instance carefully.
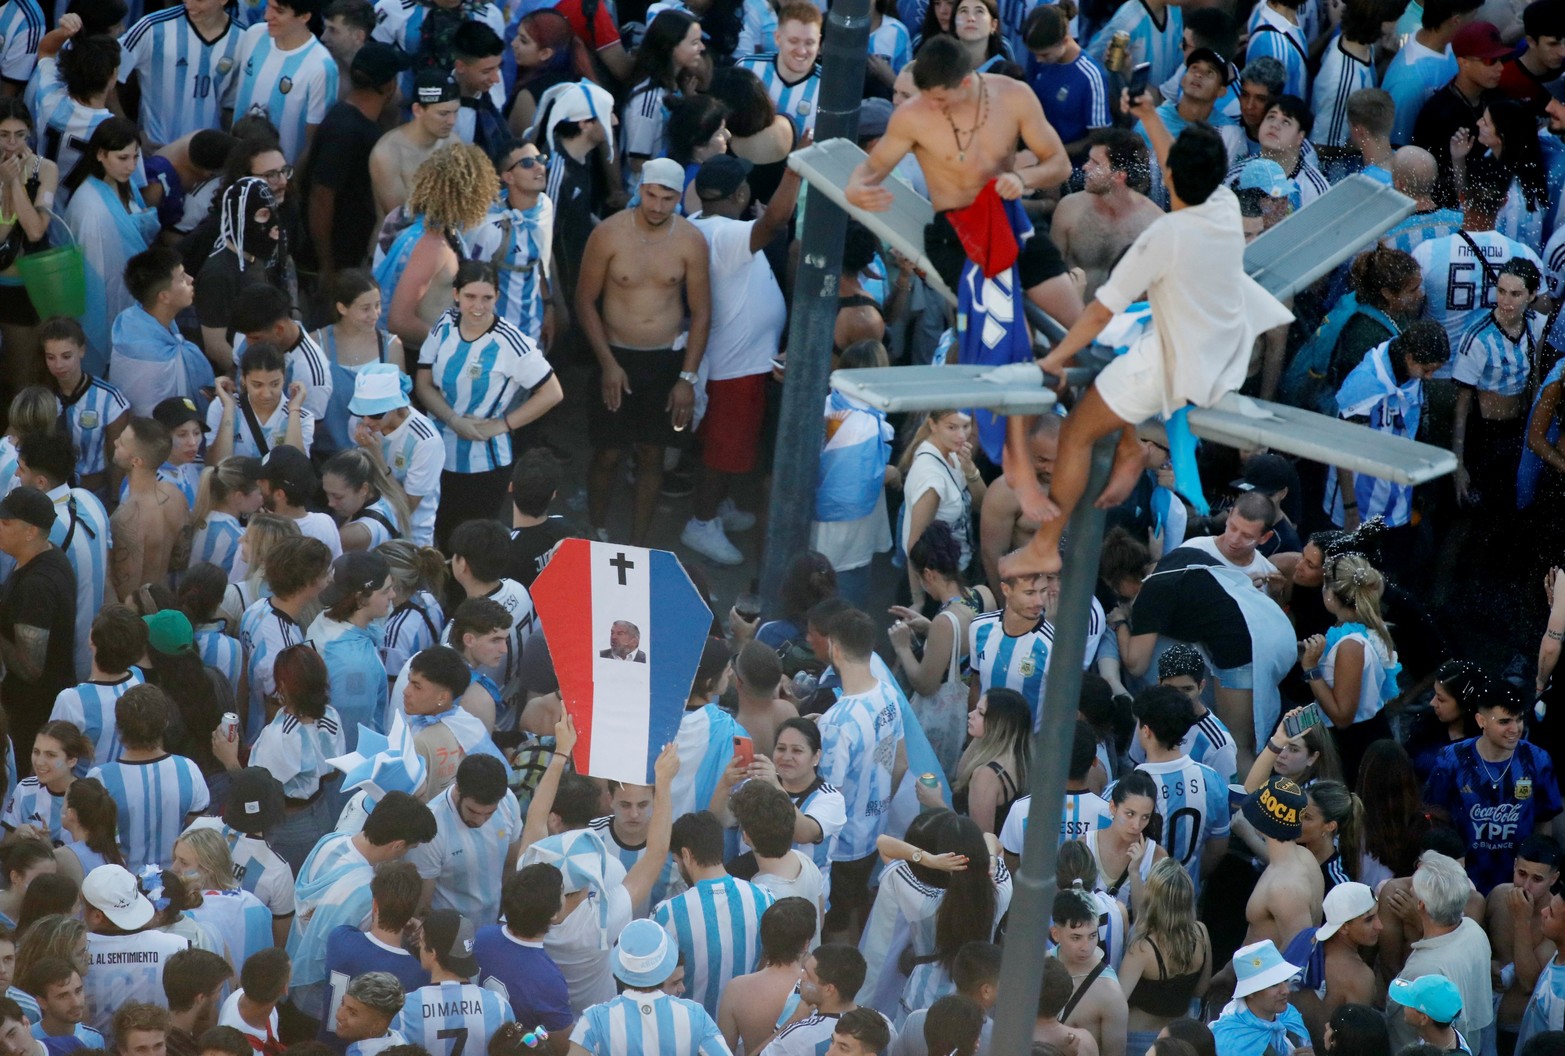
[911,849,923,864]
[678,370,700,385]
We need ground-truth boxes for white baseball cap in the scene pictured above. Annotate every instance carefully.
[82,865,154,931]
[1315,882,1377,941]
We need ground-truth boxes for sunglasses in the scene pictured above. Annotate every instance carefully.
[509,154,548,171]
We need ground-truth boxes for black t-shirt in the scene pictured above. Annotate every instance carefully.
[507,518,572,588]
[1411,84,1492,208]
[1130,565,1251,668]
[0,549,77,721]
[300,102,384,271]
[193,249,283,334]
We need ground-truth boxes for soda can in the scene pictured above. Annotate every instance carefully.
[219,712,240,743]
[918,772,939,790]
[1105,29,1130,72]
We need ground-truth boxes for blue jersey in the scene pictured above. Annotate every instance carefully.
[569,990,728,1056]
[1027,52,1112,146]
[407,784,521,923]
[466,198,553,342]
[320,926,430,1049]
[1311,36,1376,147]
[89,752,210,872]
[1452,308,1543,398]
[969,610,1052,717]
[230,24,339,162]
[1244,2,1309,99]
[653,876,775,1017]
[1133,756,1229,898]
[1086,0,1184,86]
[0,0,44,87]
[817,680,905,861]
[2,776,65,841]
[55,375,128,483]
[736,54,821,133]
[472,927,574,1035]
[51,670,144,776]
[46,484,111,681]
[33,1024,103,1055]
[119,6,242,146]
[416,308,553,474]
[1424,738,1564,893]
[394,981,514,1056]
[1381,38,1454,145]
[192,511,244,576]
[240,598,307,742]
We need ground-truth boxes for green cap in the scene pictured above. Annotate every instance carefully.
[143,609,195,654]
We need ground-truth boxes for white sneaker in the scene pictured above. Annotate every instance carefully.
[681,517,743,565]
[718,499,756,533]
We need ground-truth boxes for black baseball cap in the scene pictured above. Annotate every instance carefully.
[223,768,286,834]
[423,909,479,977]
[413,69,461,106]
[1185,47,1228,77]
[152,396,210,433]
[352,42,415,88]
[319,551,391,607]
[0,486,56,532]
[258,444,317,496]
[1231,453,1292,495]
[694,154,754,199]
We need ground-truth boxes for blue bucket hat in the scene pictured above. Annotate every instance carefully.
[350,363,413,417]
[613,919,678,989]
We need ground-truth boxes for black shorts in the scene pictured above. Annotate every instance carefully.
[0,279,38,327]
[925,209,1068,295]
[588,345,685,450]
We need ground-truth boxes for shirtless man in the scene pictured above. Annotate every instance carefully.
[1241,777,1323,949]
[1035,956,1100,1055]
[715,898,814,1055]
[1053,888,1128,1056]
[108,416,191,602]
[1487,836,1562,1042]
[732,642,798,759]
[1287,882,1382,1040]
[576,157,711,546]
[845,35,1082,329]
[368,70,459,215]
[980,413,1058,591]
[1051,129,1163,301]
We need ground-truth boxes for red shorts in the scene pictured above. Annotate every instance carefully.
[699,373,768,474]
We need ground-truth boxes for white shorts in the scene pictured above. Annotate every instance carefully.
[1093,330,1168,425]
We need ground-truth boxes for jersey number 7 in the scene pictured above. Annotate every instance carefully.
[438,1028,469,1056]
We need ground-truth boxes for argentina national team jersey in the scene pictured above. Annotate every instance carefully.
[119,6,241,146]
[240,598,306,741]
[89,752,210,872]
[395,981,514,1056]
[1424,738,1564,893]
[184,816,298,918]
[570,989,728,1056]
[1412,230,1542,366]
[196,625,243,689]
[1453,309,1543,398]
[735,54,821,133]
[351,495,404,549]
[250,706,347,799]
[999,789,1113,858]
[407,784,521,924]
[764,1011,851,1056]
[1380,207,1461,259]
[968,609,1052,717]
[1133,756,1229,898]
[790,780,846,874]
[1086,0,1184,86]
[0,0,44,86]
[234,331,334,421]
[51,671,143,776]
[869,17,912,73]
[417,308,553,474]
[1327,343,1423,527]
[2,777,65,841]
[46,484,111,680]
[371,0,505,103]
[588,814,679,913]
[206,394,317,459]
[31,57,116,187]
[1311,37,1375,147]
[1519,959,1565,1052]
[467,197,553,341]
[56,375,128,480]
[376,409,442,546]
[192,511,244,575]
[230,23,339,162]
[653,875,775,1017]
[438,576,534,694]
[1244,2,1308,98]
[385,591,444,687]
[817,680,904,861]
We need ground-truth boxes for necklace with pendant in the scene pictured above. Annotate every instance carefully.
[943,74,989,163]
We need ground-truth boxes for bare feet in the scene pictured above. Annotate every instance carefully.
[1093,446,1147,509]
[999,533,1063,578]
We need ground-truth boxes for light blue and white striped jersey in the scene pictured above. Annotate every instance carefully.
[1244,2,1308,99]
[969,609,1052,718]
[205,393,317,459]
[436,577,535,698]
[1310,37,1375,148]
[817,680,904,862]
[0,0,45,86]
[407,784,520,923]
[1086,0,1184,87]
[1517,958,1565,1053]
[7,988,38,1027]
[192,511,245,576]
[184,815,298,918]
[30,56,115,180]
[2,776,65,841]
[230,23,339,162]
[653,875,775,1017]
[1127,708,1239,782]
[998,790,1112,858]
[735,54,821,134]
[119,6,242,146]
[195,624,243,690]
[82,930,188,1038]
[467,197,553,342]
[375,410,442,546]
[622,78,673,162]
[32,1022,104,1048]
[233,330,334,422]
[51,670,144,776]
[1380,37,1454,145]
[347,1030,407,1056]
[56,375,128,482]
[188,886,273,969]
[1495,176,1549,256]
[737,0,778,54]
[251,707,347,799]
[764,1012,854,1056]
[1412,230,1542,358]
[589,814,679,916]
[89,752,211,872]
[1134,756,1229,898]
[416,308,553,474]
[669,702,747,821]
[384,591,444,690]
[348,495,404,549]
[570,989,729,1056]
[1380,207,1461,258]
[370,0,505,105]
[1328,342,1424,528]
[394,980,515,1056]
[239,598,307,742]
[869,16,913,73]
[45,484,111,681]
[790,781,846,875]
[1452,308,1542,398]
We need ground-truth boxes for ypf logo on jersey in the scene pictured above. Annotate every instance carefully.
[531,539,711,785]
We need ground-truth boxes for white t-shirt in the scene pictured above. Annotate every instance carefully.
[900,441,971,568]
[543,884,633,1015]
[1174,535,1278,591]
[83,929,189,1036]
[688,213,787,380]
[219,990,280,1046]
[752,850,825,944]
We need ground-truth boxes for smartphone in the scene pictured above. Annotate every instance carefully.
[1283,703,1323,739]
[1126,61,1152,100]
[733,735,755,769]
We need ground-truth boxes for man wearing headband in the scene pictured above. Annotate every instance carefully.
[577,154,711,547]
[369,69,459,216]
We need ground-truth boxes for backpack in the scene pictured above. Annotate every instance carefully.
[1281,292,1397,416]
[415,3,467,72]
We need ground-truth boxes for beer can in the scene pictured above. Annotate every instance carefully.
[918,772,939,789]
[1105,30,1130,73]
[219,712,240,743]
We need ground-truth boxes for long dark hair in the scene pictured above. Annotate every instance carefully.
[63,116,138,194]
[633,10,699,91]
[1485,98,1548,212]
[927,813,999,970]
[66,778,124,867]
[144,644,222,772]
[1355,740,1429,878]
[1327,1004,1390,1056]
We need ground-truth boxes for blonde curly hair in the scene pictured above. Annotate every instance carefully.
[408,142,498,233]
